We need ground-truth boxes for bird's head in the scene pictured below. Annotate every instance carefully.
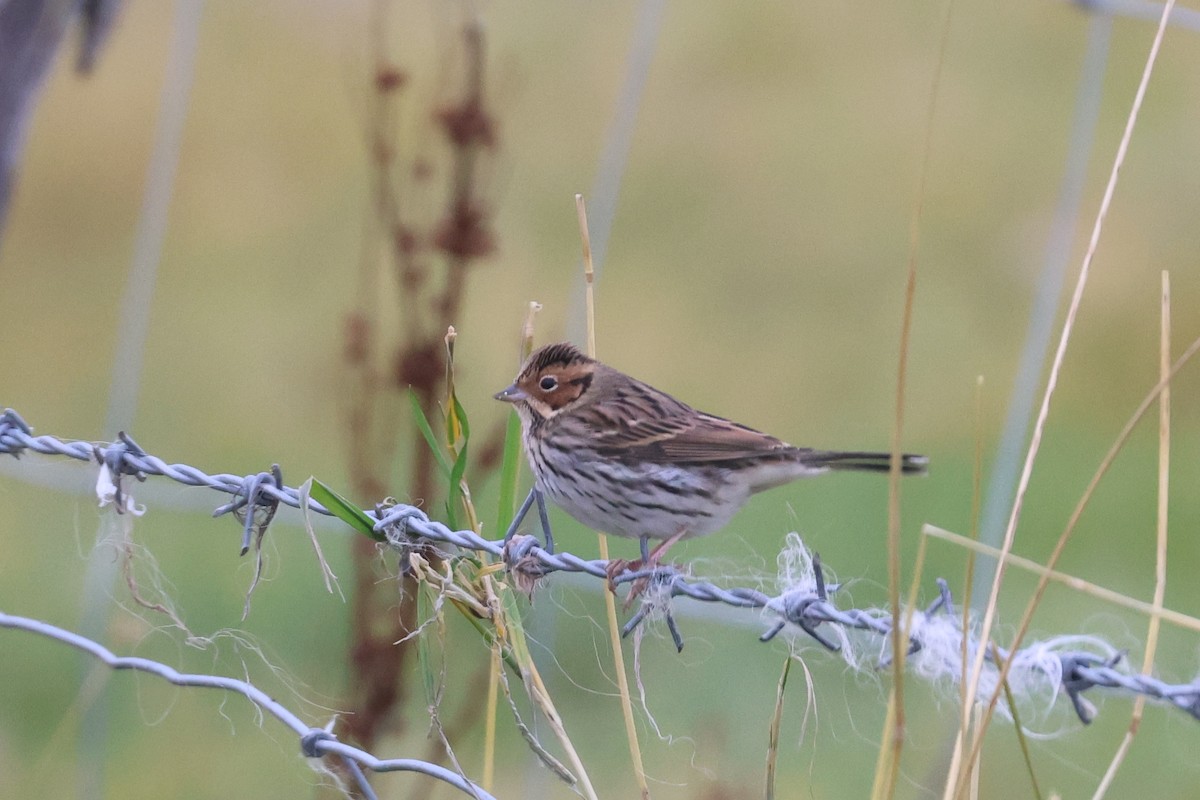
[494,342,597,421]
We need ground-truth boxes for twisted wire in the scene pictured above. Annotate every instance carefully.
[3,407,1199,728]
[0,612,495,800]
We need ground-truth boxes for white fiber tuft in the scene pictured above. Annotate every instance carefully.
[762,533,1135,736]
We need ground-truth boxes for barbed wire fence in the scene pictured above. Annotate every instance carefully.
[3,406,1200,798]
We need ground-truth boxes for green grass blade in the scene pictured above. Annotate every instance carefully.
[452,597,521,674]
[445,395,471,528]
[309,478,384,541]
[991,643,1043,800]
[765,656,792,800]
[499,585,534,670]
[446,445,469,530]
[407,388,452,477]
[418,585,439,705]
[495,410,523,534]
[451,394,471,442]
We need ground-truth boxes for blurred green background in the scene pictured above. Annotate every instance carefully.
[3,1,1200,798]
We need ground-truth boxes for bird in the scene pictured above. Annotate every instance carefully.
[494,341,927,584]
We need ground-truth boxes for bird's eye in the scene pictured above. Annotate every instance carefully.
[539,376,558,391]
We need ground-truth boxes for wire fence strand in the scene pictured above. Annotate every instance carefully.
[3,406,1200,746]
[0,611,496,800]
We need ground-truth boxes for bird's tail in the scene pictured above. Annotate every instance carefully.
[803,450,928,475]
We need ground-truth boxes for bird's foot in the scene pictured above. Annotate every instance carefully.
[605,531,687,607]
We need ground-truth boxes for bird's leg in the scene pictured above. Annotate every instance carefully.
[503,489,535,542]
[646,531,685,564]
[504,489,555,553]
[534,489,555,554]
[606,529,688,599]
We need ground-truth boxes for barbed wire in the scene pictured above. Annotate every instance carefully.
[0,611,496,800]
[3,406,1200,734]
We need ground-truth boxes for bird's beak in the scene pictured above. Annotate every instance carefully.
[494,383,527,403]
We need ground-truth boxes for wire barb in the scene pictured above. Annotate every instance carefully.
[212,464,284,555]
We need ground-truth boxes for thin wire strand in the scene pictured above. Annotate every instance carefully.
[0,612,495,800]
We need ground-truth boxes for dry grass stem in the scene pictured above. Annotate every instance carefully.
[577,194,597,358]
[520,640,599,798]
[874,533,932,795]
[877,3,956,795]
[989,641,1044,800]
[493,653,578,788]
[960,325,1199,793]
[486,575,598,799]
[521,301,543,360]
[1148,271,1171,659]
[958,3,1177,791]
[1090,271,1172,798]
[576,193,649,798]
[483,639,499,790]
[296,479,343,597]
[898,532,930,688]
[942,376,987,799]
[922,524,1200,634]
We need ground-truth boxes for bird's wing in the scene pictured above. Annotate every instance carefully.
[582,398,793,463]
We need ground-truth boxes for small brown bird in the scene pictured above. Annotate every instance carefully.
[495,342,926,576]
